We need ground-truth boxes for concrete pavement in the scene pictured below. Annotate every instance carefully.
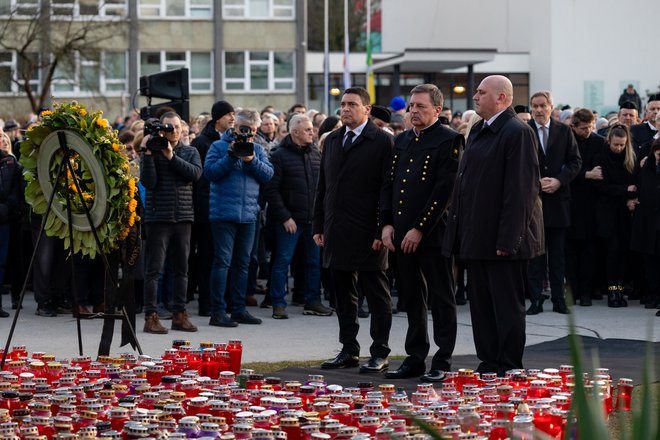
[1,292,658,363]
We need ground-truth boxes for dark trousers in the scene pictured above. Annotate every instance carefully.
[143,222,191,314]
[528,227,566,304]
[565,238,594,301]
[189,222,213,311]
[604,235,626,286]
[642,254,660,304]
[396,247,456,371]
[31,216,70,307]
[466,259,527,376]
[332,269,392,359]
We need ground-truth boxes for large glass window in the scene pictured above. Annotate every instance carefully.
[138,0,212,18]
[0,50,123,96]
[223,50,295,93]
[139,50,213,93]
[0,0,39,16]
[0,51,40,94]
[0,0,127,17]
[222,0,294,19]
[51,51,126,95]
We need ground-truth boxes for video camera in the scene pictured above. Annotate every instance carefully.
[143,118,174,151]
[228,125,255,158]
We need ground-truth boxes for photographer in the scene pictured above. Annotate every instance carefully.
[140,111,202,334]
[204,109,274,327]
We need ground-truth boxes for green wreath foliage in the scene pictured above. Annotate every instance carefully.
[20,101,138,258]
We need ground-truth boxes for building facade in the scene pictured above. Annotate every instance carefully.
[0,0,306,122]
[308,0,660,115]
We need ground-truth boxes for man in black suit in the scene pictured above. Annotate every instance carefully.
[443,75,544,376]
[526,91,582,315]
[314,87,394,373]
[380,84,464,382]
[630,94,660,150]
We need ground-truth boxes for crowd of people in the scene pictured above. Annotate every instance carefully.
[1,77,659,378]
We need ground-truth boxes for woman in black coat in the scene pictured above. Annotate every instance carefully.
[593,124,637,307]
[630,138,660,310]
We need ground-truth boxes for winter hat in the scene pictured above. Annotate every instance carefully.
[390,96,407,112]
[211,100,234,122]
[370,105,392,123]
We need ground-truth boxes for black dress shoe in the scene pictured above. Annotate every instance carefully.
[357,306,369,318]
[231,311,262,325]
[321,352,359,369]
[209,314,238,327]
[526,301,543,315]
[420,369,446,383]
[552,302,569,314]
[360,357,389,373]
[384,362,425,379]
[0,308,9,318]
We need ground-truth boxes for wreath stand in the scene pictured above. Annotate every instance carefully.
[1,131,142,369]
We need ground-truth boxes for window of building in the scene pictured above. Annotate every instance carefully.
[223,0,294,19]
[139,50,213,93]
[0,0,126,17]
[224,50,294,92]
[48,51,127,95]
[138,0,212,18]
[0,51,40,94]
[0,0,39,16]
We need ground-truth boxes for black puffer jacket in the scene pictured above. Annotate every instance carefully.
[191,121,220,222]
[140,142,202,223]
[264,135,321,224]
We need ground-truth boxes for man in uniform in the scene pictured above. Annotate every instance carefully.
[380,84,463,382]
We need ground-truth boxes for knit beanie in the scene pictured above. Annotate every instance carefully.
[211,100,234,122]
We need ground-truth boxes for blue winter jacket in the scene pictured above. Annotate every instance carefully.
[204,130,274,223]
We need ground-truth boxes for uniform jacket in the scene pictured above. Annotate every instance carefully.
[630,151,660,255]
[204,130,274,224]
[380,119,463,248]
[313,120,392,271]
[568,133,605,240]
[529,119,581,228]
[140,142,202,223]
[593,146,636,238]
[442,107,544,260]
[191,121,220,222]
[630,122,656,150]
[264,135,321,225]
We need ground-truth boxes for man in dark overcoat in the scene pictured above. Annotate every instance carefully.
[442,75,544,376]
[313,87,394,372]
[566,109,605,306]
[380,84,464,382]
[526,90,582,315]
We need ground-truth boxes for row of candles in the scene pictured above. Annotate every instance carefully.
[0,341,634,440]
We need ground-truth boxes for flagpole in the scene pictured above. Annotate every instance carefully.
[323,0,329,114]
[343,0,351,90]
[366,0,374,103]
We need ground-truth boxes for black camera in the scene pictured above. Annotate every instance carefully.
[144,118,174,151]
[228,125,255,158]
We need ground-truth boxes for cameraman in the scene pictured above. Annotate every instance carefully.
[140,111,202,334]
[204,109,274,327]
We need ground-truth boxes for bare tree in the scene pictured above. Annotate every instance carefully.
[0,0,127,113]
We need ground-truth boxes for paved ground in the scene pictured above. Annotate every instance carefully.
[2,291,658,364]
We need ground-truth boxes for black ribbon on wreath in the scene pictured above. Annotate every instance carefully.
[98,195,143,355]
